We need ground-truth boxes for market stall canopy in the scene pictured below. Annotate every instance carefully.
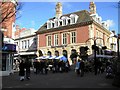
[88,54,113,59]
[36,56,46,59]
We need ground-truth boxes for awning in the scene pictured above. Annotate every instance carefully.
[36,56,46,59]
[88,54,113,59]
[35,56,63,60]
[14,52,37,56]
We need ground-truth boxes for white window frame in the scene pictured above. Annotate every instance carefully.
[27,40,30,48]
[25,40,27,49]
[54,19,60,28]
[54,34,59,46]
[62,33,67,45]
[71,31,76,44]
[47,35,52,46]
[34,38,37,47]
[70,14,78,24]
[47,20,53,29]
[61,16,68,26]
[22,41,24,49]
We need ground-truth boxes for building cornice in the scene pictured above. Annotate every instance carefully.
[93,21,112,35]
[14,34,37,40]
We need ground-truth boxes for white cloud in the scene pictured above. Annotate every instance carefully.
[106,20,115,28]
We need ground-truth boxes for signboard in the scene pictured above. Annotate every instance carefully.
[2,43,16,52]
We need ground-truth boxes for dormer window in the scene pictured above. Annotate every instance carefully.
[60,21,62,26]
[102,21,109,30]
[61,16,68,26]
[71,17,75,24]
[70,14,78,24]
[102,22,106,28]
[47,20,53,29]
[63,19,67,26]
[54,19,60,28]
[68,19,70,24]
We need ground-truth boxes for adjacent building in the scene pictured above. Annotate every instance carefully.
[14,26,37,61]
[0,1,17,76]
[36,2,117,62]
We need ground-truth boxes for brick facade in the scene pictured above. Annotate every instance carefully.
[1,2,15,38]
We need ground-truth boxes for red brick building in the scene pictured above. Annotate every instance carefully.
[0,1,17,76]
[1,2,16,39]
[36,2,112,62]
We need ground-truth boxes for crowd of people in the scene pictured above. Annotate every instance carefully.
[16,50,117,81]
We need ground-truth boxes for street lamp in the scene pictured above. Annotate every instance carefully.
[117,34,120,58]
[86,37,104,75]
[112,34,120,87]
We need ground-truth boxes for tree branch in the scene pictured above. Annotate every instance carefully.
[0,1,23,24]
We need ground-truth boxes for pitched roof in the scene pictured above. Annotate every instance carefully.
[36,10,93,34]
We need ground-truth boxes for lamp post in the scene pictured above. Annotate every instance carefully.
[86,37,104,75]
[117,34,120,58]
[112,34,120,87]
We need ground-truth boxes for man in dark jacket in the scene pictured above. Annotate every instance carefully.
[80,59,85,77]
[19,60,25,81]
[25,59,32,80]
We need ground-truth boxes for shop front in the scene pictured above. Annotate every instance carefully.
[2,43,16,76]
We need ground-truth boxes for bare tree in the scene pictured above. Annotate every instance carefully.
[0,0,23,24]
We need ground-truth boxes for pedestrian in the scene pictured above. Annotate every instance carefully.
[75,59,81,76]
[53,50,59,73]
[98,59,103,74]
[33,60,40,74]
[24,59,32,80]
[19,60,25,81]
[80,59,85,77]
[70,50,77,65]
[60,50,69,72]
[47,51,53,70]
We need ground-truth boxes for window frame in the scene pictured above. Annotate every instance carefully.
[47,20,53,29]
[62,33,67,45]
[71,31,76,44]
[22,41,24,49]
[54,34,59,46]
[47,35,52,46]
[61,16,68,26]
[70,14,78,24]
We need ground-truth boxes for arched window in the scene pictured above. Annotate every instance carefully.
[70,14,78,24]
